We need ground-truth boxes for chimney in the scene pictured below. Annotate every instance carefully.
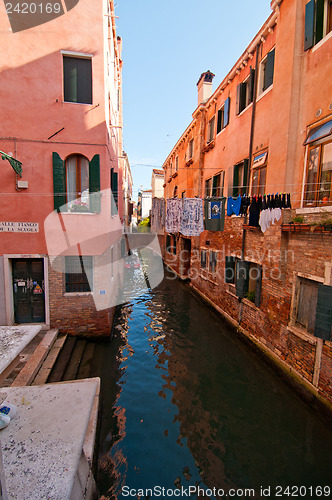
[197,70,215,106]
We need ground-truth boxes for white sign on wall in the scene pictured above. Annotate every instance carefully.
[0,222,39,233]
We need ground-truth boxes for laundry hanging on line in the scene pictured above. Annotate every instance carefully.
[204,197,226,232]
[165,198,182,233]
[180,198,204,236]
[151,197,165,231]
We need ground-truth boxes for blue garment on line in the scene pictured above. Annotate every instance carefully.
[227,196,242,216]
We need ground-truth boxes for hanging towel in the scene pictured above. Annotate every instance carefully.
[204,197,226,232]
[151,197,165,230]
[180,198,204,236]
[227,196,242,216]
[165,198,182,233]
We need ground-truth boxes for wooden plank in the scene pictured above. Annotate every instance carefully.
[11,330,58,387]
[76,343,95,380]
[31,334,68,385]
[62,340,87,381]
[47,336,77,383]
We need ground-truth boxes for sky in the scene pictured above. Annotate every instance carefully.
[115,0,272,199]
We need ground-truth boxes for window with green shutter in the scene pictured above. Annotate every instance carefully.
[225,256,236,284]
[304,0,332,50]
[52,152,66,211]
[89,154,101,213]
[295,277,332,340]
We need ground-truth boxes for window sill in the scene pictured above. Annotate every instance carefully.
[61,211,97,215]
[185,159,193,167]
[256,84,273,102]
[237,101,253,118]
[312,30,332,53]
[203,140,215,154]
[296,206,332,215]
[172,172,178,178]
[199,271,217,285]
[286,324,317,345]
[64,292,92,297]
[63,101,93,106]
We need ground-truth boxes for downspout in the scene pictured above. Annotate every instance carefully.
[241,42,260,258]
[238,42,261,324]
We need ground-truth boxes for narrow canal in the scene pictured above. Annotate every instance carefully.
[96,267,332,499]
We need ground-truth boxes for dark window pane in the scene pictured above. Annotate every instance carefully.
[65,256,92,292]
[63,57,92,104]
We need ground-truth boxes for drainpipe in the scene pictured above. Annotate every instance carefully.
[238,43,261,324]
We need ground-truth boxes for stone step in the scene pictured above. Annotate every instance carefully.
[62,339,87,381]
[31,333,68,386]
[48,336,77,383]
[77,343,96,380]
[11,329,59,387]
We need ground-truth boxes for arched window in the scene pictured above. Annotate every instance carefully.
[65,154,89,207]
[174,185,178,198]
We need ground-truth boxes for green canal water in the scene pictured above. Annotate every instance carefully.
[96,268,332,499]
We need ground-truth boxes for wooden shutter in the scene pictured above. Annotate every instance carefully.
[52,152,66,211]
[236,83,241,115]
[248,67,255,103]
[314,284,332,340]
[255,264,263,307]
[225,256,236,283]
[113,170,118,209]
[304,0,315,50]
[233,164,239,197]
[243,158,249,194]
[217,108,223,134]
[235,261,250,298]
[223,97,230,128]
[264,49,275,91]
[89,154,101,213]
[315,0,325,43]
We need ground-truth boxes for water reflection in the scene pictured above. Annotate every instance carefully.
[97,268,332,499]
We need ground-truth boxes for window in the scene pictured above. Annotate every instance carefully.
[251,152,267,196]
[66,154,89,207]
[65,256,92,293]
[304,121,332,206]
[175,156,179,172]
[63,56,92,104]
[217,97,230,134]
[235,261,262,307]
[200,249,207,269]
[207,116,215,143]
[304,0,332,50]
[258,49,275,95]
[236,69,255,115]
[205,178,212,197]
[166,234,176,254]
[295,277,332,340]
[52,152,100,212]
[209,251,217,274]
[205,172,225,197]
[188,139,194,159]
[181,191,186,198]
[232,159,249,196]
[111,168,119,214]
[173,185,178,198]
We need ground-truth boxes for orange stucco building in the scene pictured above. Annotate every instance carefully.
[162,0,332,406]
[0,0,126,336]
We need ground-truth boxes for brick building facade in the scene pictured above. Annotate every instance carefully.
[161,0,332,406]
[0,0,127,337]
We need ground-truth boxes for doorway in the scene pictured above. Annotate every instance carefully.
[181,238,191,278]
[12,259,45,323]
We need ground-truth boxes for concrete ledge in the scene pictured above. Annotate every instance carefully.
[0,326,42,380]
[0,378,100,500]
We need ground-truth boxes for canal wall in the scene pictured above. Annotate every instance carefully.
[163,210,332,411]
